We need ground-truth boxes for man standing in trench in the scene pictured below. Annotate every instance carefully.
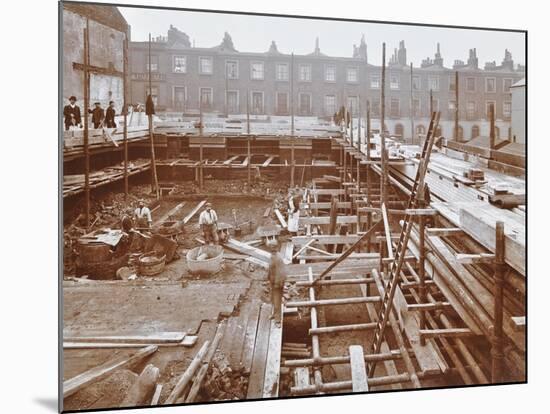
[268,243,287,326]
[199,202,219,245]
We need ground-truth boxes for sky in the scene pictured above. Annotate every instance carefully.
[120,6,525,67]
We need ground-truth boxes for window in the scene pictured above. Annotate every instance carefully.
[503,78,513,92]
[347,96,358,115]
[485,77,496,93]
[390,74,400,90]
[503,101,511,118]
[146,86,158,105]
[299,65,312,82]
[251,62,265,80]
[325,95,336,115]
[173,86,186,109]
[200,87,213,108]
[226,90,239,114]
[390,98,400,117]
[412,98,420,117]
[471,125,480,138]
[146,55,158,72]
[467,101,476,119]
[456,125,464,140]
[486,101,496,118]
[430,98,440,112]
[226,60,239,79]
[276,63,289,81]
[299,93,312,115]
[428,76,439,91]
[173,56,186,73]
[199,57,213,74]
[347,67,358,83]
[416,124,426,136]
[370,75,380,89]
[251,91,264,114]
[466,77,476,92]
[325,65,336,82]
[394,124,404,138]
[448,100,456,111]
[412,75,421,90]
[276,92,288,114]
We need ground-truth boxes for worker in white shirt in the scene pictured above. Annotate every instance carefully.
[134,200,152,228]
[287,189,300,234]
[199,202,219,244]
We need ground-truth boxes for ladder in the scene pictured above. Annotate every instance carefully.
[368,111,441,376]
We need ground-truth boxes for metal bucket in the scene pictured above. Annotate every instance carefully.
[186,245,223,275]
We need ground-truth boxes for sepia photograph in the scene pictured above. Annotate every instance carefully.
[59,1,526,411]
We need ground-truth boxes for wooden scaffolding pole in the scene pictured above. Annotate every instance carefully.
[290,53,295,188]
[410,63,414,144]
[123,33,129,197]
[491,221,506,382]
[147,33,159,199]
[380,43,388,206]
[83,22,90,228]
[454,71,459,141]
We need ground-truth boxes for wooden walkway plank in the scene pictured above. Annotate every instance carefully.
[246,303,273,399]
[349,345,369,392]
[240,301,262,373]
[262,319,283,398]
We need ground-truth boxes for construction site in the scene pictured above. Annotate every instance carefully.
[60,3,526,411]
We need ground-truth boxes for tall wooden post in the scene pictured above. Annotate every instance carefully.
[418,186,427,345]
[199,103,203,191]
[357,99,362,151]
[491,221,505,382]
[83,22,90,228]
[454,71,459,141]
[365,100,372,251]
[246,89,250,134]
[290,53,295,188]
[148,33,159,199]
[247,136,251,184]
[380,43,388,207]
[349,102,354,144]
[489,103,496,149]
[123,34,129,197]
[410,63,414,144]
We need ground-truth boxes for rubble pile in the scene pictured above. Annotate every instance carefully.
[63,185,156,275]
[200,351,248,401]
[169,177,288,197]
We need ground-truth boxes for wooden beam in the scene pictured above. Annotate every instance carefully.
[182,200,207,225]
[419,328,473,339]
[63,345,158,398]
[274,208,287,228]
[349,345,369,392]
[224,238,271,262]
[262,155,275,167]
[262,319,283,398]
[455,253,496,264]
[425,227,464,236]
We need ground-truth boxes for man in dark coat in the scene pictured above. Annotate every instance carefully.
[63,96,82,130]
[105,101,117,128]
[89,102,105,129]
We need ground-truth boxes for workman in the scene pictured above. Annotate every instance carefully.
[199,202,219,245]
[63,96,82,130]
[89,102,105,129]
[134,200,152,229]
[287,189,301,235]
[105,101,117,128]
[268,244,287,326]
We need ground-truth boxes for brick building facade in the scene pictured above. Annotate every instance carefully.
[129,26,524,141]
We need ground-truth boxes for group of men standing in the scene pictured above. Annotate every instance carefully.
[63,96,117,131]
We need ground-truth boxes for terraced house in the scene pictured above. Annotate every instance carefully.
[129,25,524,141]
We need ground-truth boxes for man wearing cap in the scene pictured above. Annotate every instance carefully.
[268,243,287,326]
[105,101,117,128]
[63,96,82,130]
[134,200,152,229]
[198,202,219,245]
[89,102,105,129]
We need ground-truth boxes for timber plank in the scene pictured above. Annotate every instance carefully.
[262,319,283,398]
[246,303,273,399]
[349,345,369,392]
